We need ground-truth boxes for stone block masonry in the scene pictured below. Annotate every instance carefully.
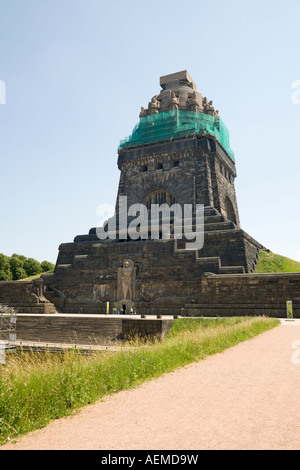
[14,314,175,345]
[0,281,57,314]
[183,272,300,318]
[2,271,299,318]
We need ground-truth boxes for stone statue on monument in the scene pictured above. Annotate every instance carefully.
[139,106,147,118]
[206,100,215,116]
[117,259,136,301]
[169,92,179,110]
[148,95,160,114]
[187,91,201,112]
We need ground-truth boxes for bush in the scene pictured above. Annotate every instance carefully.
[23,258,42,277]
[9,255,27,280]
[0,253,54,281]
[0,254,12,281]
[40,261,55,272]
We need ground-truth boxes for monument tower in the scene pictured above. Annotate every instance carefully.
[116,70,239,225]
[43,71,261,314]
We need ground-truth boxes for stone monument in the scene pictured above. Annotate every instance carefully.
[40,70,263,315]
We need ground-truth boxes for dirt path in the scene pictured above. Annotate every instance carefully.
[2,321,300,450]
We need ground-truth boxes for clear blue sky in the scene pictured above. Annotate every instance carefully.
[0,0,300,264]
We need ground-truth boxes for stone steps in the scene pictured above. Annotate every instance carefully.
[74,206,230,243]
[173,244,246,274]
[80,219,235,242]
[43,291,64,311]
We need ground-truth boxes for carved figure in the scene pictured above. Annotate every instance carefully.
[169,92,179,110]
[117,259,136,301]
[139,106,147,118]
[148,95,160,114]
[187,92,201,112]
[32,278,44,298]
[206,100,215,116]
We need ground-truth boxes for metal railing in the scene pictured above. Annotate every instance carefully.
[0,305,17,364]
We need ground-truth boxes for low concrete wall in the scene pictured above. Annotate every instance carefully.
[15,314,175,345]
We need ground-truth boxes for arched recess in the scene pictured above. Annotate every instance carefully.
[225,196,237,225]
[143,189,176,211]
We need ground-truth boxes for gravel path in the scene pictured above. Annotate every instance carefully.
[2,321,300,450]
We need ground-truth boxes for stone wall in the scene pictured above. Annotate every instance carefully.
[15,314,175,345]
[0,281,57,313]
[212,154,240,226]
[2,272,300,319]
[183,272,300,318]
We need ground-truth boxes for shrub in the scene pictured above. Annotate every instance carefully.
[0,254,12,281]
[40,261,55,272]
[9,255,27,280]
[23,258,42,277]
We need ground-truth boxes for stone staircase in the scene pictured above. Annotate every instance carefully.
[43,287,65,312]
[173,206,260,274]
[54,206,260,276]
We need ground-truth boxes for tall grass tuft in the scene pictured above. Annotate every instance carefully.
[0,316,279,445]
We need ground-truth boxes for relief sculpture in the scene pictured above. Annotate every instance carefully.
[117,259,136,301]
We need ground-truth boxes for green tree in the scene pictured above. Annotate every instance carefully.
[9,254,28,280]
[11,253,27,263]
[0,253,13,281]
[23,258,43,277]
[40,260,55,272]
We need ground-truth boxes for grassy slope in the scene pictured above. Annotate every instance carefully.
[16,272,53,282]
[255,250,300,273]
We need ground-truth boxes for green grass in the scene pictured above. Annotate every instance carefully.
[0,316,279,445]
[256,250,300,273]
[16,272,54,282]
